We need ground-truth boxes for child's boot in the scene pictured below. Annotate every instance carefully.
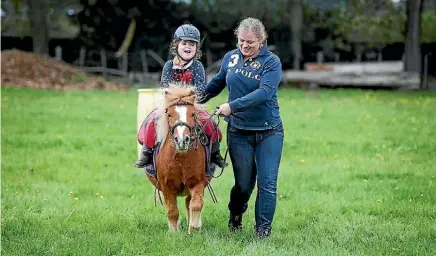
[134,146,154,168]
[210,141,227,168]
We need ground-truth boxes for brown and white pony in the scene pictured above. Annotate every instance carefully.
[146,84,210,234]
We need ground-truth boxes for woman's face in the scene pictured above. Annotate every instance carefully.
[237,29,262,58]
[177,40,197,61]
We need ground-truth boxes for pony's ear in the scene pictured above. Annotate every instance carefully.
[188,88,197,102]
[188,88,196,96]
[164,90,173,100]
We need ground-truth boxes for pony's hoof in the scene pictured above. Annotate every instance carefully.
[168,225,180,232]
[168,218,181,232]
[190,212,202,228]
[188,211,202,234]
[188,225,201,235]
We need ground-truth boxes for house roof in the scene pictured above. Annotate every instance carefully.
[1,5,80,39]
[306,0,346,10]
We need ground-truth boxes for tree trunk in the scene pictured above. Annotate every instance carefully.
[404,0,423,73]
[289,0,303,70]
[27,0,50,55]
[115,19,136,57]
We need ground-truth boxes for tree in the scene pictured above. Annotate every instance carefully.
[2,0,81,55]
[421,11,436,43]
[289,0,303,69]
[26,0,50,55]
[312,0,405,51]
[404,0,424,73]
[1,0,50,54]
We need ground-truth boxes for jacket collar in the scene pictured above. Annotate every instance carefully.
[258,41,269,56]
[172,56,194,70]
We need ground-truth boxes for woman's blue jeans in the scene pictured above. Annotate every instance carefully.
[227,122,284,232]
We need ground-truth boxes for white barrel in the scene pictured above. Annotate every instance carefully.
[136,88,162,157]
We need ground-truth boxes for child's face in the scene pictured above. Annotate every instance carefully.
[177,40,197,61]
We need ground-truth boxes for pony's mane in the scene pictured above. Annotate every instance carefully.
[155,82,205,147]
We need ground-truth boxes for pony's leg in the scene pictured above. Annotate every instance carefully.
[185,194,191,228]
[188,183,204,234]
[162,190,180,232]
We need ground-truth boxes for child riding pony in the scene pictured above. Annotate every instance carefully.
[135,24,226,171]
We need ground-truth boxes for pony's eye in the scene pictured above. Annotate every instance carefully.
[167,113,171,118]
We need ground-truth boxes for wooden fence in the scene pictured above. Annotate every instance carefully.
[54,46,432,89]
[55,46,164,84]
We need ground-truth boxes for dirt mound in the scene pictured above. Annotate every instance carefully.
[1,49,128,91]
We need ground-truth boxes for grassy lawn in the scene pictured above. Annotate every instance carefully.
[2,86,436,255]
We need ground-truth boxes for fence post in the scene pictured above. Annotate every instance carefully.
[55,46,62,61]
[423,53,429,89]
[316,51,324,63]
[79,47,86,67]
[123,53,128,83]
[117,56,123,71]
[101,49,107,79]
[140,50,148,74]
[334,52,340,62]
[141,50,148,83]
[356,52,362,62]
[378,52,383,62]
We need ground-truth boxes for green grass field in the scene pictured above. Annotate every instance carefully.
[2,86,436,256]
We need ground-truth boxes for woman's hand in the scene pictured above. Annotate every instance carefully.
[215,103,232,116]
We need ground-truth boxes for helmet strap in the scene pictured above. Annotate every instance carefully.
[173,56,194,70]
[176,53,191,63]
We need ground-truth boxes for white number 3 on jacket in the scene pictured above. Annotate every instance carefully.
[228,54,239,68]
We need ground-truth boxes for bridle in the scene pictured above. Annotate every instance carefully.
[165,99,207,150]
